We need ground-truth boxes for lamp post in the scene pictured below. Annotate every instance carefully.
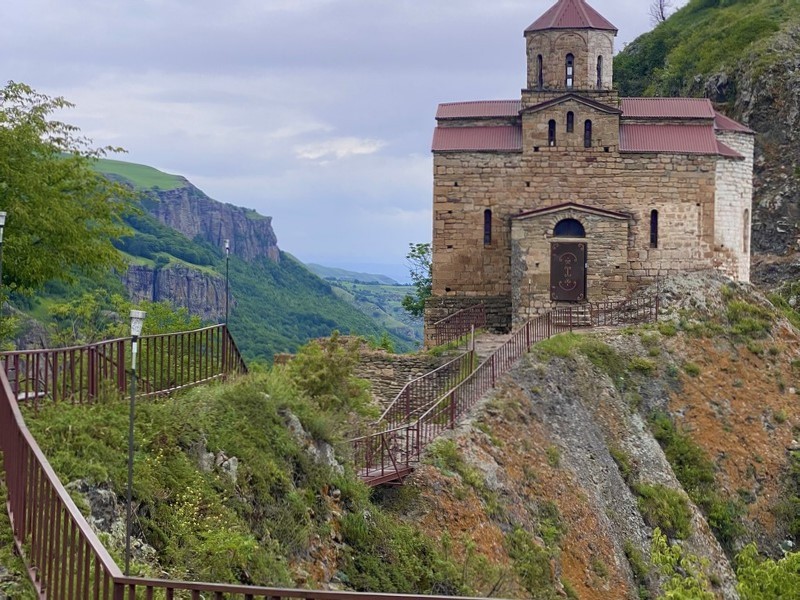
[224,239,230,327]
[0,211,7,293]
[125,309,146,576]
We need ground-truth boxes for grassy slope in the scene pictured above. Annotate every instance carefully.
[92,158,186,191]
[614,0,799,97]
[18,355,488,594]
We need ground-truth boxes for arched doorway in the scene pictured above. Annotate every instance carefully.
[551,218,587,302]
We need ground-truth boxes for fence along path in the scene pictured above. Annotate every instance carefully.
[349,295,658,486]
[0,324,246,409]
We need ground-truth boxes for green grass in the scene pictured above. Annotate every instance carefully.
[634,483,692,540]
[615,0,799,97]
[0,469,37,598]
[20,351,479,593]
[93,158,186,191]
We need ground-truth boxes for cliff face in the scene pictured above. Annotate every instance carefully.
[703,26,800,283]
[143,184,280,264]
[124,264,227,321]
[390,273,799,599]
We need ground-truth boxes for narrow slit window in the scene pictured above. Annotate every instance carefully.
[566,111,574,133]
[537,54,544,89]
[548,120,556,146]
[650,209,659,248]
[565,53,574,89]
[484,209,492,245]
[597,56,603,88]
[584,120,592,148]
[743,208,750,253]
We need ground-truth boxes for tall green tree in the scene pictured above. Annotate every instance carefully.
[401,242,431,318]
[0,81,131,293]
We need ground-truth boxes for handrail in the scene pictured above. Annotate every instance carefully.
[430,303,486,347]
[352,294,659,485]
[0,324,247,408]
[376,350,474,429]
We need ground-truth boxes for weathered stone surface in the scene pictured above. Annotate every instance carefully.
[144,185,280,264]
[123,264,228,321]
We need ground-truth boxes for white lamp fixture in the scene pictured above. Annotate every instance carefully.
[0,211,6,243]
[224,238,230,254]
[130,309,146,338]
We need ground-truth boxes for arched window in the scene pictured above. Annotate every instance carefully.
[484,209,492,245]
[554,218,585,237]
[650,210,659,248]
[537,54,544,89]
[548,120,556,146]
[743,209,750,253]
[596,56,603,88]
[566,111,574,133]
[565,53,574,89]
[584,120,592,148]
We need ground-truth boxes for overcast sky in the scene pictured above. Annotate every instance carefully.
[0,0,688,280]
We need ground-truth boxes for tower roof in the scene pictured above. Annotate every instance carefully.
[525,0,617,33]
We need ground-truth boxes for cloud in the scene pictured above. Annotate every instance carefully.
[294,137,386,161]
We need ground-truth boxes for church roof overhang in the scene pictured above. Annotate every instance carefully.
[522,93,622,115]
[436,100,521,120]
[432,126,522,152]
[713,110,755,134]
[513,202,630,221]
[620,98,716,119]
[525,0,617,33]
[619,124,742,157]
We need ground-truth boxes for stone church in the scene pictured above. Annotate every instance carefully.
[425,0,754,335]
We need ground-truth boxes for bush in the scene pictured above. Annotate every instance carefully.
[629,357,656,375]
[683,362,701,377]
[634,483,692,540]
[504,528,559,599]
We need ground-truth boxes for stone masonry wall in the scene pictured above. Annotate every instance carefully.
[511,208,629,325]
[354,351,450,408]
[432,147,719,303]
[713,131,755,281]
[522,101,620,151]
[423,295,512,347]
[525,29,614,93]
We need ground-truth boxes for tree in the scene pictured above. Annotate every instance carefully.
[649,0,673,25]
[401,242,431,318]
[0,81,132,294]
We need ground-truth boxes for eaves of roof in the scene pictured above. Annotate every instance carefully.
[514,202,630,221]
[522,93,621,115]
[436,100,521,120]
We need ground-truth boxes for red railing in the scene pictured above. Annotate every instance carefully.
[0,366,493,599]
[0,324,247,409]
[377,351,475,430]
[430,304,486,348]
[351,295,659,485]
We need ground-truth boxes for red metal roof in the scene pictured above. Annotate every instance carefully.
[716,140,744,159]
[432,126,522,152]
[436,100,521,119]
[525,0,617,32]
[713,110,754,134]
[620,98,715,119]
[619,124,720,154]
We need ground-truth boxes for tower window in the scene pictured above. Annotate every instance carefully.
[597,56,603,88]
[650,209,659,248]
[548,120,556,146]
[484,209,492,245]
[566,111,574,133]
[565,53,574,89]
[584,120,592,148]
[743,208,750,253]
[537,54,544,89]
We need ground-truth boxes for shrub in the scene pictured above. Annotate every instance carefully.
[726,300,772,339]
[634,483,692,540]
[629,357,656,375]
[683,362,701,377]
[504,528,558,599]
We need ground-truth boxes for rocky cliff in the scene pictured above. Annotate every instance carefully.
[385,273,799,599]
[142,184,280,264]
[124,264,227,321]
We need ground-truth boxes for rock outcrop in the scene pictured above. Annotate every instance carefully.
[143,184,280,264]
[124,264,228,321]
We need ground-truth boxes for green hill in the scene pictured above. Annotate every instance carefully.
[614,0,799,98]
[305,263,399,285]
[91,158,187,191]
